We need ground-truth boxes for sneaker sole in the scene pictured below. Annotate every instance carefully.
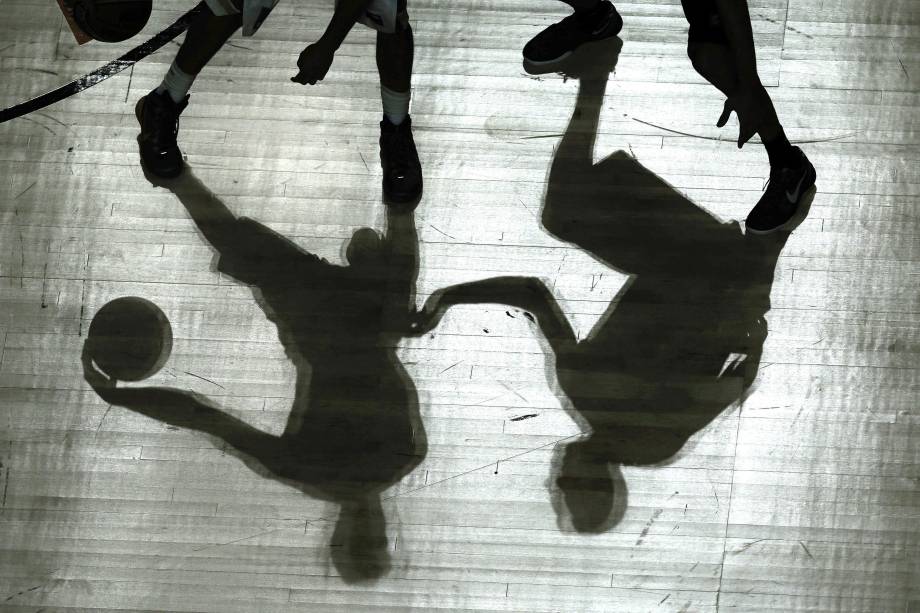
[523,49,575,67]
[746,164,817,235]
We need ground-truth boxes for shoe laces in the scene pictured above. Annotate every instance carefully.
[757,165,802,216]
[765,164,799,194]
[763,173,785,198]
[147,95,184,144]
[387,125,413,171]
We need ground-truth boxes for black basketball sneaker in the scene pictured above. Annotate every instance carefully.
[135,89,188,179]
[523,0,623,66]
[380,116,422,206]
[746,147,816,234]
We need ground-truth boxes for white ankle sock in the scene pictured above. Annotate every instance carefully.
[381,85,410,126]
[156,62,196,103]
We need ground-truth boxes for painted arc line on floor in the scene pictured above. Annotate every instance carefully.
[0,4,203,124]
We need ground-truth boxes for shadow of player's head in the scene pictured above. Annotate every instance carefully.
[549,438,628,533]
[345,227,384,270]
[534,50,816,533]
[329,497,391,582]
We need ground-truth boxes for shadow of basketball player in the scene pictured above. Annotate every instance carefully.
[415,38,812,533]
[82,169,427,582]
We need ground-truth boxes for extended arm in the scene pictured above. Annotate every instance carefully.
[83,345,278,460]
[416,276,577,349]
[292,0,373,85]
[710,0,774,147]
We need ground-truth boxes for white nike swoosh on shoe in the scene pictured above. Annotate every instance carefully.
[785,171,808,203]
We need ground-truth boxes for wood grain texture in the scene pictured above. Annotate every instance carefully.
[1,0,918,610]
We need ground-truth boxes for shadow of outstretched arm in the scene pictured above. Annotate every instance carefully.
[82,344,279,462]
[417,276,576,352]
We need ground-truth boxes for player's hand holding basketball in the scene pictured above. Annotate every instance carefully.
[406,308,432,336]
[81,343,116,393]
[292,42,335,85]
[717,84,771,148]
[408,290,448,335]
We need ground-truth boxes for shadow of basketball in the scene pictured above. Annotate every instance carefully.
[86,296,172,381]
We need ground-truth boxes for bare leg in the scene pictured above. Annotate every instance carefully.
[376,23,413,93]
[138,6,242,178]
[175,7,242,75]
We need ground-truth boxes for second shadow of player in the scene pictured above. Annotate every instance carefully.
[417,39,812,533]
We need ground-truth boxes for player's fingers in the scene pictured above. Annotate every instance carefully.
[716,100,732,128]
[737,124,755,149]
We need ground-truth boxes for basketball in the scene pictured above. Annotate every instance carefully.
[70,0,152,43]
[87,297,172,381]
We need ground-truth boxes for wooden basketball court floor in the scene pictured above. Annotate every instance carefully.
[1,0,918,610]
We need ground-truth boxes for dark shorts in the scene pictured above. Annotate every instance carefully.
[680,0,728,44]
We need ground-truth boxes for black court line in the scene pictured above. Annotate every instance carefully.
[0,3,204,124]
